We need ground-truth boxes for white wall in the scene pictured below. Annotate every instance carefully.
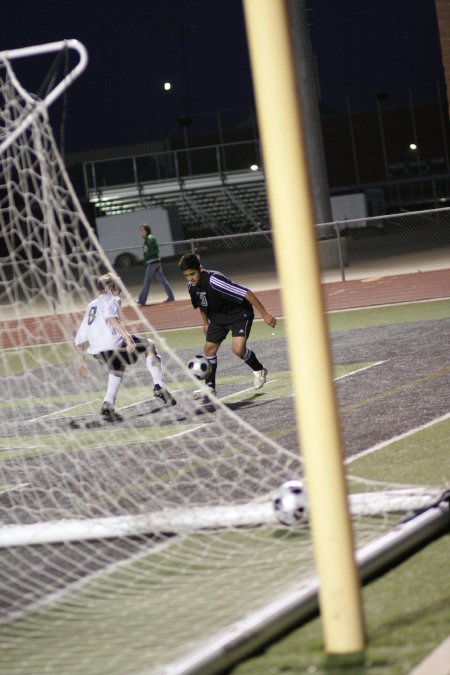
[330,193,367,222]
[95,206,182,266]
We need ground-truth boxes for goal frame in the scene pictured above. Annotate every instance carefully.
[0,39,88,156]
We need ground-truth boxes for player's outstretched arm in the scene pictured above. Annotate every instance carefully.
[245,290,277,328]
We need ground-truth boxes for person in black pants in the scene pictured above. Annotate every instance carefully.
[178,252,277,401]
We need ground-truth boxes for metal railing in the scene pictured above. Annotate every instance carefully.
[83,140,263,195]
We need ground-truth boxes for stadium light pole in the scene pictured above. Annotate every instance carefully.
[242,0,365,656]
[375,91,389,180]
[287,0,332,224]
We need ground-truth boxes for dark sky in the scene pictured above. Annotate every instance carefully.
[0,0,445,154]
[309,0,444,112]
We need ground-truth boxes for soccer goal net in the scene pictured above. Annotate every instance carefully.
[0,41,447,675]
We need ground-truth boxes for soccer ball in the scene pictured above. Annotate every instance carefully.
[187,354,212,380]
[272,480,307,526]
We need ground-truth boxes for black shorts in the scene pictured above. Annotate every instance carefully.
[95,335,148,371]
[206,314,254,344]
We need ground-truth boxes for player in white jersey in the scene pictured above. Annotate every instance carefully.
[75,273,175,419]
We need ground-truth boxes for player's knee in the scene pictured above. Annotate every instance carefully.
[145,339,157,357]
[148,352,162,367]
[233,346,246,359]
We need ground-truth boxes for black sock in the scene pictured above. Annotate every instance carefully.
[205,356,217,388]
[243,349,263,371]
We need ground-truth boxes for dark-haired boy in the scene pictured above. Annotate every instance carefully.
[178,252,277,401]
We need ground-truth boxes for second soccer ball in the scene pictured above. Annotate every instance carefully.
[187,354,212,380]
[272,479,308,526]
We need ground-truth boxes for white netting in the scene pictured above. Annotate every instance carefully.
[0,46,445,675]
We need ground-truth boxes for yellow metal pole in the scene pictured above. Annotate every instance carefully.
[242,0,365,653]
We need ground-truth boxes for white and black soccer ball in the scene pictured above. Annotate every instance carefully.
[272,479,307,526]
[187,354,212,380]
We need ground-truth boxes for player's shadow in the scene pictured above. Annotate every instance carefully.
[194,403,217,415]
[141,407,188,422]
[223,394,270,412]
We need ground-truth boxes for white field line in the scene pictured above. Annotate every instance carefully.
[334,359,450,465]
[116,392,209,438]
[164,425,208,440]
[2,366,447,628]
[25,399,100,424]
[116,387,188,412]
[0,482,31,495]
[22,389,185,423]
[262,361,385,400]
[0,531,179,626]
[255,362,447,478]
[12,361,424,465]
[14,365,440,493]
[335,360,384,381]
[346,409,450,464]
[115,397,156,412]
[17,390,208,450]
[328,295,448,314]
[221,378,278,399]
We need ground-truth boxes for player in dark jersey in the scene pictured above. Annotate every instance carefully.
[178,252,277,401]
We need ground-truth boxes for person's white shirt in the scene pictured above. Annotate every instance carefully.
[75,293,123,354]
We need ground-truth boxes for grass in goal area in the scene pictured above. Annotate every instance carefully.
[1,299,449,674]
[231,299,450,675]
[231,535,450,675]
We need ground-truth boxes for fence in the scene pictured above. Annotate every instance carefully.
[1,207,449,310]
[109,206,450,290]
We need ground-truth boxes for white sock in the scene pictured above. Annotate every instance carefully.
[105,373,123,405]
[146,353,164,388]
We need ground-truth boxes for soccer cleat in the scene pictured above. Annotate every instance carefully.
[253,367,268,390]
[153,384,177,406]
[193,384,216,403]
[101,401,117,421]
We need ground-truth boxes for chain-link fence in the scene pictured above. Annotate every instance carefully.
[111,206,450,289]
[1,207,449,309]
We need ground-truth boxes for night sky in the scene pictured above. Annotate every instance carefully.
[0,0,445,154]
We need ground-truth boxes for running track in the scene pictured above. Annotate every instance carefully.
[131,268,450,331]
[2,268,450,349]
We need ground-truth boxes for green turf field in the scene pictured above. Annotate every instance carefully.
[229,299,450,675]
[0,298,449,674]
[230,534,450,675]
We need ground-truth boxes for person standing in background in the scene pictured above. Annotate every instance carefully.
[137,224,175,306]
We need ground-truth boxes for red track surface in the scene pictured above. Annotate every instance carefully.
[127,268,450,331]
[2,268,450,349]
